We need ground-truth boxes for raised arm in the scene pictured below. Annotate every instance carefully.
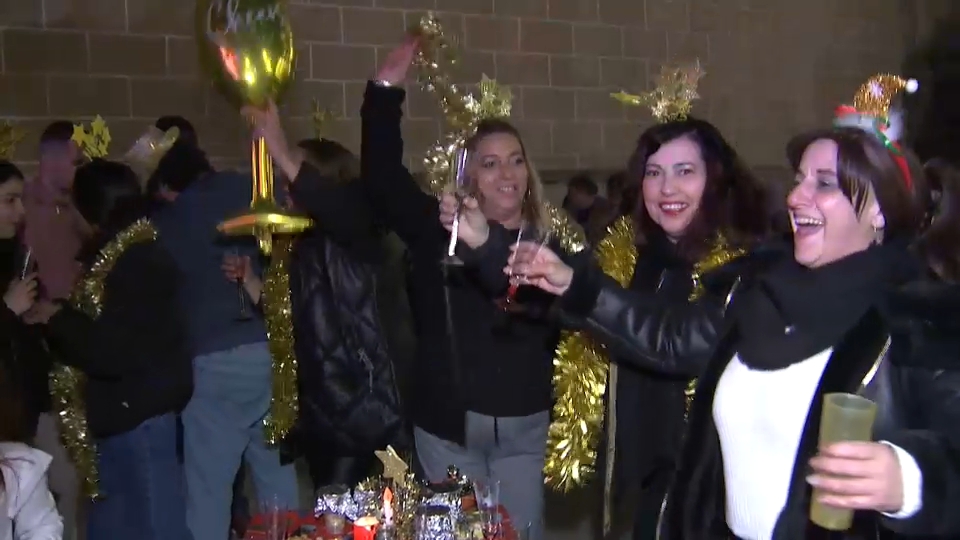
[359,39,441,247]
[560,262,729,377]
[242,102,380,257]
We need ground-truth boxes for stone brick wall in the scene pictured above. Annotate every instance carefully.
[0,0,935,181]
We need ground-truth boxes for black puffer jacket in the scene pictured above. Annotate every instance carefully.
[286,163,412,456]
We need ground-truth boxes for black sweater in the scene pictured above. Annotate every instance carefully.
[0,237,53,438]
[46,233,192,438]
[359,81,558,444]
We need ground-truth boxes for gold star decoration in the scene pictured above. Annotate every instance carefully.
[72,115,112,159]
[611,59,704,123]
[0,121,24,160]
[375,445,409,482]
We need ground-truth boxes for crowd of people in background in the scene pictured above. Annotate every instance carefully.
[3,32,960,540]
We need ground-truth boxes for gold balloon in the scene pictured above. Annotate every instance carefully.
[195,0,296,108]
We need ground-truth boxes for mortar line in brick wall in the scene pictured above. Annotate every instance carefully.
[337,6,345,45]
[0,31,4,74]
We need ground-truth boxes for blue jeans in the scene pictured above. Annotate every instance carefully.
[86,413,189,540]
[182,342,299,540]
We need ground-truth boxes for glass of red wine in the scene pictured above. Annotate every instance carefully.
[440,148,470,267]
[496,226,549,313]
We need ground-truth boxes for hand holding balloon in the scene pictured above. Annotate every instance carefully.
[242,101,299,180]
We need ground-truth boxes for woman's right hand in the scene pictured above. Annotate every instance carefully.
[439,193,489,248]
[375,36,419,85]
[507,242,574,296]
[4,273,38,316]
[222,254,252,283]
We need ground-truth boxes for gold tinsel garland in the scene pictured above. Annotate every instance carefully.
[545,217,636,491]
[53,218,158,499]
[410,15,585,256]
[546,223,747,490]
[260,236,298,445]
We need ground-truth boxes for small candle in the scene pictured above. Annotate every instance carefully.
[383,487,394,527]
[353,516,379,540]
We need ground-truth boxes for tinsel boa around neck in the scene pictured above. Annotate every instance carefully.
[544,217,745,494]
[52,217,158,499]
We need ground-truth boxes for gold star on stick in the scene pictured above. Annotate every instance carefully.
[375,445,408,482]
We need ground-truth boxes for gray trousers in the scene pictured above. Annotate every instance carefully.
[34,412,82,540]
[415,410,549,540]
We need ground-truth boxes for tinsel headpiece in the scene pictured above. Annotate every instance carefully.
[411,13,512,194]
[311,98,334,140]
[833,73,918,189]
[0,121,24,161]
[612,59,704,123]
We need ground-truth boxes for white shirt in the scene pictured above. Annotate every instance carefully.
[0,443,62,540]
[714,351,922,540]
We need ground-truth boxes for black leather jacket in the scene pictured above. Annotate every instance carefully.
[285,164,412,457]
[659,278,960,540]
[557,234,784,538]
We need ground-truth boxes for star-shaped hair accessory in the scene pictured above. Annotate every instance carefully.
[611,59,704,123]
[72,116,112,159]
[374,445,409,482]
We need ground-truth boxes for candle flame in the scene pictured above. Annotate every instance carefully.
[383,487,394,525]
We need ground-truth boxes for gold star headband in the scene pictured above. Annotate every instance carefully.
[612,59,704,123]
[72,116,112,159]
[0,121,24,161]
[311,98,334,140]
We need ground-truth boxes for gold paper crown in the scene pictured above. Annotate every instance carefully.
[465,74,512,124]
[612,59,704,123]
[311,99,334,139]
[124,126,180,180]
[850,73,918,120]
[0,121,24,161]
[72,116,112,159]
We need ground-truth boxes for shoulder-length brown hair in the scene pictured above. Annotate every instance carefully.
[622,117,770,262]
[297,138,360,183]
[786,127,923,243]
[465,119,550,234]
[916,158,960,282]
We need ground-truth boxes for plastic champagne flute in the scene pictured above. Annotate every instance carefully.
[809,392,878,530]
[440,148,470,266]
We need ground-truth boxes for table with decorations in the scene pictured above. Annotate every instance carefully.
[245,446,518,540]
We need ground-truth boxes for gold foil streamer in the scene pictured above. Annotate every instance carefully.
[612,60,704,123]
[852,74,917,120]
[54,218,158,499]
[72,116,112,159]
[260,235,298,445]
[0,121,24,160]
[545,217,636,491]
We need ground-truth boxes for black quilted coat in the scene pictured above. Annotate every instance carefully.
[286,163,413,458]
